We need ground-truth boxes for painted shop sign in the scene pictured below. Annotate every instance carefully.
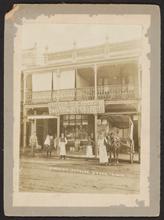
[48,100,105,115]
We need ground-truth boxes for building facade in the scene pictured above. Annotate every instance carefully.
[21,39,142,159]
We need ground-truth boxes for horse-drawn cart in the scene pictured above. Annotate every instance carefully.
[105,115,137,164]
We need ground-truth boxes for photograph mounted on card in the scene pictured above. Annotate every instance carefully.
[4,4,160,217]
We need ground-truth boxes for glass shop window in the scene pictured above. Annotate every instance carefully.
[61,114,89,140]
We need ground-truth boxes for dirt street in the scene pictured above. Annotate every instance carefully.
[19,157,140,194]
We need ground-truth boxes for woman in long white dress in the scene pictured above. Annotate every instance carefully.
[98,134,108,165]
[44,134,50,157]
[59,133,67,159]
[86,136,94,159]
[29,131,38,157]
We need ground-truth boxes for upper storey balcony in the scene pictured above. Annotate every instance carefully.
[25,84,138,104]
[23,62,140,105]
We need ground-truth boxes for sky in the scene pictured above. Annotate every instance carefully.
[22,23,142,52]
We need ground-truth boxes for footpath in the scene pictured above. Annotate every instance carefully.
[20,155,140,177]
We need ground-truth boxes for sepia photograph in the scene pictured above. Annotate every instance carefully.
[20,23,141,194]
[4,4,160,216]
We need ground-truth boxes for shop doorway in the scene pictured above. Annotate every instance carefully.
[36,118,57,147]
[48,119,57,136]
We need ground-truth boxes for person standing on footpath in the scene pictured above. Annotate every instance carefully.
[111,130,121,165]
[53,134,58,154]
[59,133,67,159]
[98,133,108,165]
[86,136,94,159]
[29,131,38,157]
[104,132,112,164]
[48,133,54,157]
[44,134,51,157]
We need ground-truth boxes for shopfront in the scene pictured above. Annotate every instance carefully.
[48,99,105,155]
[26,104,139,157]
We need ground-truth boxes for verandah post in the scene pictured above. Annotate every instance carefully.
[57,115,60,155]
[129,116,134,164]
[23,108,27,153]
[94,114,98,157]
[94,64,98,157]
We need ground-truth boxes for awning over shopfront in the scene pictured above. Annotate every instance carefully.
[28,115,58,120]
[105,104,138,113]
[100,115,131,129]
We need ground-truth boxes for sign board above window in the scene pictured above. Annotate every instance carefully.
[48,100,105,115]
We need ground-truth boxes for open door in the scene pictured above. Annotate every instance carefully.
[36,118,57,147]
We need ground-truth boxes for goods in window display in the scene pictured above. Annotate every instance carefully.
[60,114,94,154]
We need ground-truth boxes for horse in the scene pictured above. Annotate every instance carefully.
[110,133,121,164]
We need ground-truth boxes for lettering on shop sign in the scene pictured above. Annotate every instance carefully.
[48,100,105,115]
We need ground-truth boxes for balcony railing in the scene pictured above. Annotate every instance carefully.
[97,85,137,100]
[25,85,138,104]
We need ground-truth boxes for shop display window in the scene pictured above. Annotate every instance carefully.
[70,115,75,120]
[60,114,94,154]
[82,120,88,125]
[61,115,90,140]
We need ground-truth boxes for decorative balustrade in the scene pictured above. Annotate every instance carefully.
[52,87,95,102]
[53,89,76,101]
[75,87,95,101]
[25,85,138,104]
[97,85,137,100]
[32,90,52,103]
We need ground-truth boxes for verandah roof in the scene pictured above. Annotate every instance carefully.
[100,115,131,129]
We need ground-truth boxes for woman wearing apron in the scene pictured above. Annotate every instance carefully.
[86,136,94,159]
[98,133,108,165]
[59,133,67,159]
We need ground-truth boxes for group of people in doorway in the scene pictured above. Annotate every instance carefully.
[43,132,68,159]
[29,132,68,159]
[29,130,131,165]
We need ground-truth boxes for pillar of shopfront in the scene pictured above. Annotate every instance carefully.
[94,64,98,157]
[57,115,60,138]
[22,74,27,152]
[31,119,37,134]
[56,115,60,155]
[43,119,48,141]
[56,66,60,141]
[32,110,37,134]
[94,114,98,156]
[129,116,134,164]
[23,109,27,152]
